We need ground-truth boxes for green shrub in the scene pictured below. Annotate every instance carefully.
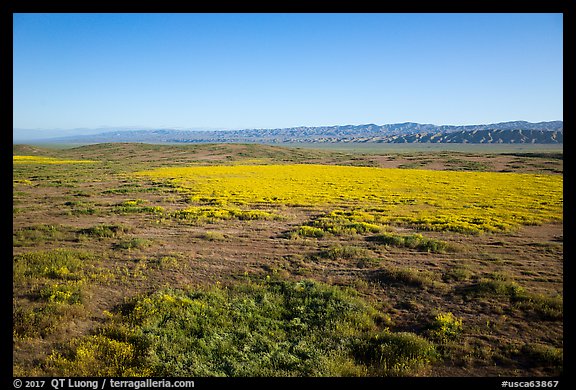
[375,267,439,289]
[78,224,129,239]
[39,281,85,305]
[513,293,563,321]
[520,343,563,367]
[466,278,525,299]
[44,278,435,377]
[353,331,437,376]
[112,238,153,251]
[64,201,98,215]
[320,245,369,260]
[13,303,85,339]
[371,233,455,253]
[443,265,472,282]
[295,210,383,238]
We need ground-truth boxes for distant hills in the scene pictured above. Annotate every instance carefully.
[16,120,563,144]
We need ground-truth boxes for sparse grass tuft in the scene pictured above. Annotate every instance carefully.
[13,224,73,247]
[520,343,563,368]
[200,231,226,241]
[78,224,130,239]
[464,278,525,299]
[513,293,563,321]
[373,267,440,289]
[319,245,370,260]
[370,232,457,253]
[113,199,165,214]
[112,238,153,251]
[443,264,472,282]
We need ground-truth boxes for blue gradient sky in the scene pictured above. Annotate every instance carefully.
[13,13,563,132]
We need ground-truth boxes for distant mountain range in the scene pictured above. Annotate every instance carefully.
[16,121,563,144]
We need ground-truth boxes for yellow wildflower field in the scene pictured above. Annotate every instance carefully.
[13,155,96,164]
[135,164,562,234]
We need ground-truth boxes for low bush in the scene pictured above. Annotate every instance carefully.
[200,231,226,241]
[374,267,440,289]
[78,224,130,239]
[370,233,456,254]
[320,245,370,260]
[112,238,153,251]
[464,278,525,299]
[44,278,436,377]
[426,312,463,343]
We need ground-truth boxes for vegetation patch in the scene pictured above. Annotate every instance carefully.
[13,224,75,247]
[459,275,562,320]
[442,264,472,282]
[372,267,440,289]
[425,312,464,343]
[293,209,383,238]
[293,225,326,238]
[113,199,164,214]
[353,331,437,376]
[13,155,97,164]
[199,231,227,241]
[513,293,563,321]
[369,232,457,253]
[13,249,95,338]
[135,164,562,234]
[318,245,371,261]
[462,276,525,299]
[519,343,563,368]
[64,200,97,216]
[170,206,279,222]
[78,224,130,239]
[45,278,435,377]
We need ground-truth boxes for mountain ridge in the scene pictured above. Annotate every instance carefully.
[16,120,563,144]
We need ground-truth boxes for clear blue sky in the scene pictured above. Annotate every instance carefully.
[13,13,563,133]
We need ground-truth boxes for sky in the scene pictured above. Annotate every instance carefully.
[13,13,563,137]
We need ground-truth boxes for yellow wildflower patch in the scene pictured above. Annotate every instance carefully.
[13,155,96,164]
[135,164,562,233]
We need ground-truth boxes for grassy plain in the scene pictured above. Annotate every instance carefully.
[13,142,563,377]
